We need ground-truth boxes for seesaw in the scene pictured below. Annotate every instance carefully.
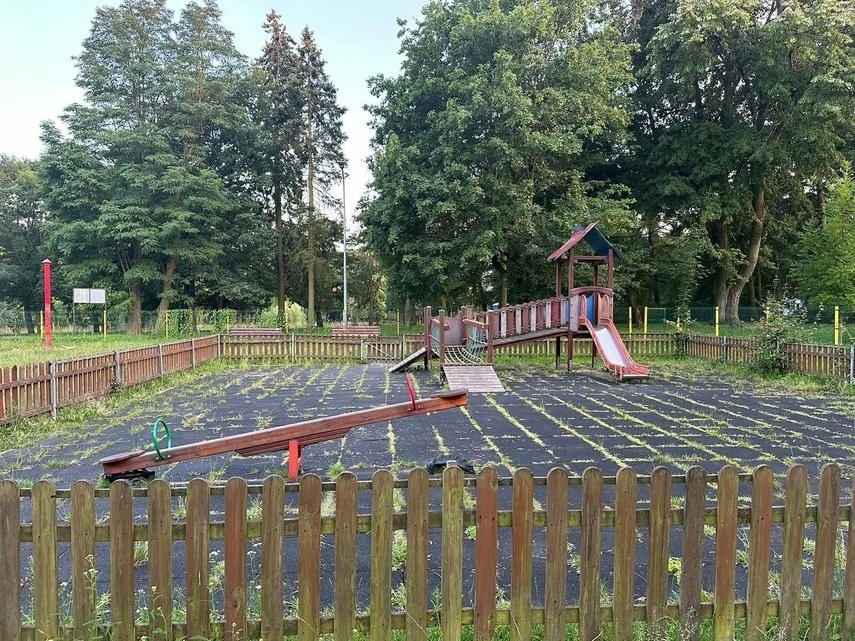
[100,377,468,481]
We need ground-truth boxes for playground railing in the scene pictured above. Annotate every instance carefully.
[2,464,852,641]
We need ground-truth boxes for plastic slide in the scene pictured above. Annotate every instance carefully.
[581,317,650,380]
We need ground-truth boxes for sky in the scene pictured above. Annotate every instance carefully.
[0,0,426,226]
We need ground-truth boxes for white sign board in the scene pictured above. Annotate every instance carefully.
[73,288,107,304]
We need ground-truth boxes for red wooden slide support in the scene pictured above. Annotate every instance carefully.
[101,386,468,481]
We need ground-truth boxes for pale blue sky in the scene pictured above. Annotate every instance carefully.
[0,0,426,223]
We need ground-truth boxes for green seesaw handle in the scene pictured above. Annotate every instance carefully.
[152,418,172,461]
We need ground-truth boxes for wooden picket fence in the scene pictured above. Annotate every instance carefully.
[221,333,425,363]
[684,335,855,382]
[0,336,220,426]
[1,464,853,641]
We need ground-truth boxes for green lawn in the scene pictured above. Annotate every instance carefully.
[0,333,201,369]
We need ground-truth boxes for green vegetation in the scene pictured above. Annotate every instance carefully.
[0,333,179,369]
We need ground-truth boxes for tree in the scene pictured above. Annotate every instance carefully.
[297,28,346,327]
[628,0,855,322]
[40,0,248,331]
[791,168,855,306]
[361,0,634,310]
[256,11,304,325]
[0,156,47,332]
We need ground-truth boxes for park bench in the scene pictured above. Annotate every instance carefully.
[331,325,381,339]
[229,327,282,338]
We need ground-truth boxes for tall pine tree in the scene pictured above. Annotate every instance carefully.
[256,11,304,325]
[298,28,346,327]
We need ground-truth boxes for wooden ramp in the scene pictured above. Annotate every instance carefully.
[389,346,428,372]
[442,365,505,393]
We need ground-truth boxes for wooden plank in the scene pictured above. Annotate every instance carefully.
[185,479,211,640]
[647,466,671,636]
[810,464,840,641]
[261,476,286,641]
[0,480,21,641]
[148,479,172,641]
[298,474,322,641]
[71,480,96,641]
[510,468,534,641]
[713,466,738,641]
[442,466,464,641]
[843,474,855,640]
[580,467,603,641]
[33,480,58,641]
[746,466,773,641]
[334,473,357,641]
[780,465,808,641]
[110,480,135,641]
[679,466,707,641]
[371,470,393,641]
[225,477,248,641]
[406,468,429,641]
[612,467,637,641]
[545,467,569,641]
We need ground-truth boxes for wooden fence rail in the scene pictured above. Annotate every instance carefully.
[1,464,854,641]
[0,336,220,426]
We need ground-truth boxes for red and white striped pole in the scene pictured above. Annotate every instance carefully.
[43,258,52,350]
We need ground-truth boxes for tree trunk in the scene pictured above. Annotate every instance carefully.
[156,255,180,325]
[747,274,757,308]
[274,159,286,326]
[128,282,143,335]
[306,97,316,329]
[723,179,767,323]
[501,273,508,307]
[712,219,730,314]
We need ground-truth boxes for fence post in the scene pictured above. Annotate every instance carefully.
[834,306,840,345]
[850,345,854,384]
[722,336,728,364]
[50,361,57,420]
[158,344,165,378]
[217,334,222,360]
[114,350,122,387]
[628,307,632,335]
[191,338,196,369]
[290,332,296,363]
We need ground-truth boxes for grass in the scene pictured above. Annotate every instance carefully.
[0,332,202,369]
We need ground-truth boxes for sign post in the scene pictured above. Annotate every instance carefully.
[43,259,52,350]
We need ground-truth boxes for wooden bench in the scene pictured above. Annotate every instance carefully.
[229,327,283,337]
[331,325,381,339]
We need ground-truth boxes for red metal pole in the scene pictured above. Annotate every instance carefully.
[43,259,52,350]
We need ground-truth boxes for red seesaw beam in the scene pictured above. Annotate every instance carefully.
[100,389,468,479]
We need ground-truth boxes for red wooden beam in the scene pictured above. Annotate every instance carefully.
[101,390,468,478]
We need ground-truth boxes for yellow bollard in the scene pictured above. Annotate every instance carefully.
[628,307,633,335]
[834,305,840,345]
[103,310,107,340]
[397,309,400,335]
[715,306,720,337]
[40,311,44,338]
[644,306,648,334]
[166,311,169,339]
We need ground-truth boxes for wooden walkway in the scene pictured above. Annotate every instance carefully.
[442,365,505,393]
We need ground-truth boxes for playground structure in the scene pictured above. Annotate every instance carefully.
[100,380,468,481]
[390,221,649,382]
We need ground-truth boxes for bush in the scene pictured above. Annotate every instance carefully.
[753,295,812,374]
